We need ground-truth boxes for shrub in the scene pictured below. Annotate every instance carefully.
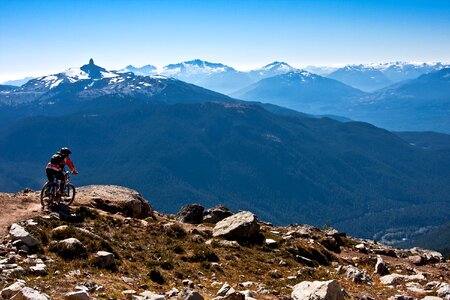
[148,269,165,284]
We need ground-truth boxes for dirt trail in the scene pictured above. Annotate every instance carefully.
[0,191,43,237]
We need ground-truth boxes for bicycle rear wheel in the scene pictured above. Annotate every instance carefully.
[40,182,55,209]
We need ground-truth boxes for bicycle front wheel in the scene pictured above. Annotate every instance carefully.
[61,184,76,206]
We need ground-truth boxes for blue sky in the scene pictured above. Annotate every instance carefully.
[1,0,450,82]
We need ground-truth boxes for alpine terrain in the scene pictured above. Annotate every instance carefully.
[1,60,450,247]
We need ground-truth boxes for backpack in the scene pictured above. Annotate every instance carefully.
[50,153,64,167]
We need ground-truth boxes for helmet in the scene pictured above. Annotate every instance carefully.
[60,147,72,156]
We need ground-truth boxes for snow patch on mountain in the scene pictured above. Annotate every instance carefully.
[62,68,90,82]
[49,79,63,89]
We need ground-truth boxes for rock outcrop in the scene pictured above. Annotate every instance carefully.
[291,280,344,300]
[8,224,39,248]
[203,205,233,224]
[77,185,153,219]
[212,211,261,242]
[176,204,204,224]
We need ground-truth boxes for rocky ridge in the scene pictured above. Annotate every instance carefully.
[0,185,449,299]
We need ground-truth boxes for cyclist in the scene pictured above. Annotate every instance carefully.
[45,147,78,195]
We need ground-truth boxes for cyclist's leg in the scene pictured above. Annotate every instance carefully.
[45,169,57,193]
[56,171,65,194]
[46,169,55,183]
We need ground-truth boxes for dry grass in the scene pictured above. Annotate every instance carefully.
[1,206,449,299]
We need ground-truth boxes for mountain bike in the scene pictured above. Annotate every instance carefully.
[40,171,76,209]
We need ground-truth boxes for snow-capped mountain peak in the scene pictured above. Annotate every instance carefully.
[260,61,296,72]
[285,69,319,81]
[118,64,158,76]
[162,59,236,76]
[249,61,298,80]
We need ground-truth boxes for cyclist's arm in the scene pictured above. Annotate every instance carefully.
[65,157,78,173]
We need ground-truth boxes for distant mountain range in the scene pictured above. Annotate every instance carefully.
[116,60,301,94]
[2,77,35,87]
[327,65,392,92]
[1,60,450,247]
[232,70,365,112]
[326,62,448,92]
[234,67,450,133]
[0,59,234,130]
[348,68,450,133]
[4,60,447,95]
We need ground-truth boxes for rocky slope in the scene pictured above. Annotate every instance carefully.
[0,185,449,300]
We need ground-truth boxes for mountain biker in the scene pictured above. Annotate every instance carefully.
[45,147,78,194]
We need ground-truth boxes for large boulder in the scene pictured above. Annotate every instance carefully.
[1,281,26,298]
[291,280,344,300]
[49,238,86,259]
[9,224,39,247]
[65,290,91,300]
[92,251,116,270]
[77,185,153,219]
[203,205,233,224]
[410,247,444,264]
[212,211,261,243]
[7,287,51,300]
[176,204,204,224]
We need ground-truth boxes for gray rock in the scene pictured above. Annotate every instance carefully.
[166,288,179,298]
[410,247,444,264]
[240,290,257,299]
[212,211,260,242]
[217,283,234,296]
[182,289,203,300]
[265,239,278,248]
[437,283,450,298]
[219,292,245,300]
[50,238,86,259]
[408,255,424,265]
[203,205,233,224]
[8,224,39,247]
[122,290,137,300]
[295,255,317,267]
[372,248,397,257]
[65,290,91,300]
[2,265,26,277]
[344,265,370,283]
[92,251,116,270]
[183,280,195,288]
[132,291,166,300]
[379,274,406,286]
[374,255,389,275]
[10,287,51,300]
[176,204,204,224]
[29,263,48,276]
[379,272,425,286]
[388,295,414,300]
[291,280,344,300]
[1,280,26,298]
